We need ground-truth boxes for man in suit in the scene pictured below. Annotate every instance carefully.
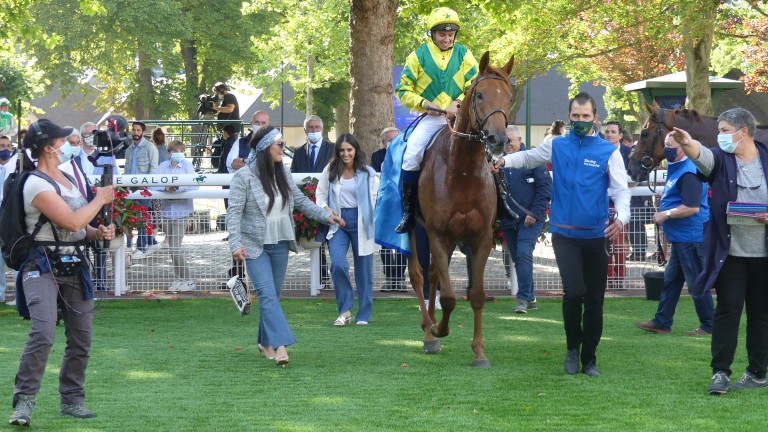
[290,115,334,173]
[290,115,334,285]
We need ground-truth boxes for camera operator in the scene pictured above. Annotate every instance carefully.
[79,122,118,177]
[211,82,239,130]
[9,119,115,426]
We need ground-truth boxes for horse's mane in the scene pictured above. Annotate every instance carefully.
[672,108,702,123]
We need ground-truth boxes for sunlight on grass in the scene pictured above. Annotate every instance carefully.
[375,339,424,348]
[125,370,174,380]
[497,315,561,325]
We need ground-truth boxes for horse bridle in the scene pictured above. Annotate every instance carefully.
[639,108,667,171]
[448,74,510,143]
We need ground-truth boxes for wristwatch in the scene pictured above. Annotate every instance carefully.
[665,210,672,219]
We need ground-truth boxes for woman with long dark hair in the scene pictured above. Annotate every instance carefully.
[316,133,379,326]
[227,126,344,367]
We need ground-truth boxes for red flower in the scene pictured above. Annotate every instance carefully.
[293,176,322,241]
[96,187,154,237]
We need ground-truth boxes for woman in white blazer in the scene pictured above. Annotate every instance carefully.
[316,134,380,326]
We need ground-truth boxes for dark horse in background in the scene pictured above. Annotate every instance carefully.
[628,104,719,182]
[628,103,768,182]
[407,52,514,368]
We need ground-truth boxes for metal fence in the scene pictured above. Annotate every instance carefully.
[3,173,669,296]
[64,204,664,295]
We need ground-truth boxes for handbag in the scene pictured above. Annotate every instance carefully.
[227,276,251,315]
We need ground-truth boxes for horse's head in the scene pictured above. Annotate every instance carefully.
[628,103,668,181]
[457,51,515,158]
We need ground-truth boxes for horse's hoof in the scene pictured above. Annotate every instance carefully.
[472,359,492,368]
[423,339,442,354]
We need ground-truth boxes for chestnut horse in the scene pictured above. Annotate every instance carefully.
[407,52,514,368]
[628,104,719,182]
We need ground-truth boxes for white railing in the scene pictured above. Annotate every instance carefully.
[73,172,669,296]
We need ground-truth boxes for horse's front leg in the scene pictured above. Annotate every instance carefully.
[468,238,493,368]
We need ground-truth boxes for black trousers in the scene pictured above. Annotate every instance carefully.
[379,247,406,282]
[711,256,768,378]
[552,234,608,367]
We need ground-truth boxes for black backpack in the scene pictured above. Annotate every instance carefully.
[0,170,61,270]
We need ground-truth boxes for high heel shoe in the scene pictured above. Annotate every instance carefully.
[333,313,351,327]
[274,347,289,367]
[258,344,275,360]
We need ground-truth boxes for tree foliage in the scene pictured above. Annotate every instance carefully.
[16,0,267,120]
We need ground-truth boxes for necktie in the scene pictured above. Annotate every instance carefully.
[71,160,87,197]
[309,144,317,171]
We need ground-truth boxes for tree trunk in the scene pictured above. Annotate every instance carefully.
[335,100,350,135]
[683,2,717,116]
[348,0,397,158]
[507,82,525,126]
[181,39,200,120]
[135,47,155,120]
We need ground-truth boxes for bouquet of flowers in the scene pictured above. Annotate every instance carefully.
[96,187,154,237]
[293,176,321,241]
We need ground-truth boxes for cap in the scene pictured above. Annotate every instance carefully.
[23,119,75,150]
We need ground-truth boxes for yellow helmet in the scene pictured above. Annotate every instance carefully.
[427,7,461,32]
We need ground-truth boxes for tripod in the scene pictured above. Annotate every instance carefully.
[192,114,220,171]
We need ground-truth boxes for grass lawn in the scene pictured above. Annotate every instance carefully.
[0,296,764,431]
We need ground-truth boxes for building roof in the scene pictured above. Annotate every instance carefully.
[719,69,768,128]
[240,82,307,129]
[623,71,744,92]
[511,66,608,126]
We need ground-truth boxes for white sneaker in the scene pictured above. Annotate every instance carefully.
[170,280,195,292]
[130,249,146,260]
[143,243,162,257]
[424,292,442,310]
[6,299,16,306]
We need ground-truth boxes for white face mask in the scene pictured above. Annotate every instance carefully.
[717,131,742,154]
[83,135,94,146]
[307,132,322,143]
[70,146,82,157]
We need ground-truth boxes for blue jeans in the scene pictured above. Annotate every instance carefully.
[329,208,374,323]
[502,221,543,302]
[244,241,296,348]
[135,199,157,251]
[652,242,714,331]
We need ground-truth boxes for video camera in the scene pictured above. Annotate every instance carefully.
[197,94,219,116]
[88,124,129,249]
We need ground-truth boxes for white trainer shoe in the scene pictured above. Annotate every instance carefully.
[130,249,146,260]
[143,243,162,258]
[170,280,196,292]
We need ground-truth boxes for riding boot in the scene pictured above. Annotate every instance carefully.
[494,173,519,221]
[395,182,418,234]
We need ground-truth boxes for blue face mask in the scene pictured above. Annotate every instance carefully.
[307,132,322,143]
[70,146,82,157]
[0,149,11,161]
[170,152,185,164]
[717,131,741,154]
[56,142,73,164]
[663,147,678,162]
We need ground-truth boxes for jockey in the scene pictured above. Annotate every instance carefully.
[394,7,515,233]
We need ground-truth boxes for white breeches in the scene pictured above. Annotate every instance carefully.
[401,115,447,171]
